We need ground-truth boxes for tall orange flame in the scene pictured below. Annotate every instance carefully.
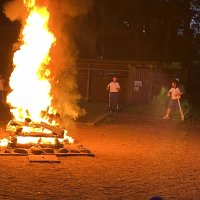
[7,0,56,123]
[0,0,75,148]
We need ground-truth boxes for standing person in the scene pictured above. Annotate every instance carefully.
[0,75,5,101]
[106,76,120,112]
[163,79,184,121]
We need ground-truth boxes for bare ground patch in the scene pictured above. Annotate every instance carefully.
[0,113,200,200]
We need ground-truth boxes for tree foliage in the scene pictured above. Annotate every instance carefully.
[76,0,200,63]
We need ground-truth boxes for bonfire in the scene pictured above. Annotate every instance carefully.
[0,0,78,154]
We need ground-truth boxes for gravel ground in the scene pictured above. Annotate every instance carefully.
[0,113,200,200]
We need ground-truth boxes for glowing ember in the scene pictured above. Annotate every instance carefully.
[16,136,57,145]
[0,139,9,147]
[22,126,52,134]
[64,131,74,144]
[15,130,74,146]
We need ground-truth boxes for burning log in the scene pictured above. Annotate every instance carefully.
[4,149,11,153]
[0,0,94,158]
[40,122,64,136]
[31,147,43,155]
[57,148,69,153]
[54,138,63,149]
[14,148,28,154]
[15,132,63,138]
[25,118,32,124]
[6,120,65,138]
[8,137,17,148]
[43,148,54,154]
[9,137,64,149]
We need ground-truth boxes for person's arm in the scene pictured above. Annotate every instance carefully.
[167,88,172,97]
[116,83,120,91]
[106,83,110,91]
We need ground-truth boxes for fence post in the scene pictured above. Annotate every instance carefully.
[86,64,91,101]
[128,66,134,103]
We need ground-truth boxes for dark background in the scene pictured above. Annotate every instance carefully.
[1,0,200,107]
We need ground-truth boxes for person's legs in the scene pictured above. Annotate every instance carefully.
[109,93,115,111]
[164,99,184,121]
[163,99,173,119]
[108,93,111,110]
[163,107,171,119]
[179,109,184,120]
[113,93,119,111]
[178,99,184,121]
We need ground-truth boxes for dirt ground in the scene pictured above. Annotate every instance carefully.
[0,112,200,200]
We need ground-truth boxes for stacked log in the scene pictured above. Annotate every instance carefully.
[6,120,64,137]
[6,119,65,148]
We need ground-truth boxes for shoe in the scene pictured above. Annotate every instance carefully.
[163,115,169,119]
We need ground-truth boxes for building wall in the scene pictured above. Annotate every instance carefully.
[76,59,158,103]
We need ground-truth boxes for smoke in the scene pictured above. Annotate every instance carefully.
[3,0,28,24]
[49,0,94,17]
[3,0,93,22]
[47,0,93,122]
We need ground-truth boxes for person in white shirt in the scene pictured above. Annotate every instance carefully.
[163,80,184,121]
[106,76,120,112]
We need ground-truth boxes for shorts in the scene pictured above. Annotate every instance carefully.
[168,99,180,110]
